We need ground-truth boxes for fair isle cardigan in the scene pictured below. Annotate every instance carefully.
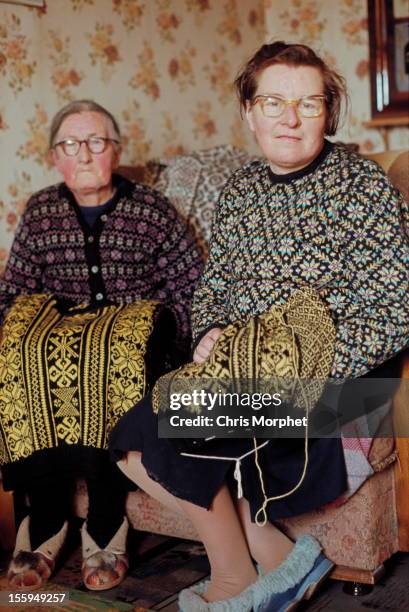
[192,141,409,380]
[0,175,203,353]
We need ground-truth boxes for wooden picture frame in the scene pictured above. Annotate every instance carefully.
[368,0,409,122]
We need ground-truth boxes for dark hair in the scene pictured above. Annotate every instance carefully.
[235,41,348,136]
[49,99,121,147]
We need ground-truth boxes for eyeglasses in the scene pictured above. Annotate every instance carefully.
[252,95,326,118]
[53,137,120,156]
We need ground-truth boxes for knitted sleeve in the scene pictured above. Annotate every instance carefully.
[191,181,240,345]
[0,197,44,325]
[331,166,409,378]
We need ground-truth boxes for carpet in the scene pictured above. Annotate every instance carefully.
[3,530,407,611]
[0,574,145,612]
[51,533,209,611]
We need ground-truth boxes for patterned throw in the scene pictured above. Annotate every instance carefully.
[153,287,336,415]
[0,294,162,465]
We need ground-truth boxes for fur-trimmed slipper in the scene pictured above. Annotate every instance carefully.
[81,518,129,591]
[179,578,254,611]
[253,535,333,612]
[7,516,68,591]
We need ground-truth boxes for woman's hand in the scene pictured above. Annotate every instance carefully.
[193,327,223,364]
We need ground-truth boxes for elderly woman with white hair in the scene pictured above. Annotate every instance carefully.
[0,100,202,591]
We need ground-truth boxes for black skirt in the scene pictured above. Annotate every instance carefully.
[109,394,347,521]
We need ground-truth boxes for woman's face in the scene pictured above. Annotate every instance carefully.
[51,111,121,204]
[245,64,327,174]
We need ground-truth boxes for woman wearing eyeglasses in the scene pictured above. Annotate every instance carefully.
[111,42,409,611]
[0,100,202,592]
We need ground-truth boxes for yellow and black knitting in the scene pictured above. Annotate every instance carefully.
[153,287,336,415]
[152,287,336,526]
[0,294,162,465]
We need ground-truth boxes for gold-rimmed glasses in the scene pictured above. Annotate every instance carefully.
[252,94,326,118]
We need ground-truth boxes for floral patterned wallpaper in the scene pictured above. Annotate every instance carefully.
[0,0,408,267]
[0,0,265,267]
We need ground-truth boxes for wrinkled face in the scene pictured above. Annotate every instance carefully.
[51,111,121,198]
[245,64,326,174]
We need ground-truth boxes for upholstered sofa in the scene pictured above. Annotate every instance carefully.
[1,145,408,588]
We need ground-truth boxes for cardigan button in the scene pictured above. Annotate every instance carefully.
[87,236,94,243]
[95,293,104,301]
[91,265,99,274]
[100,214,108,222]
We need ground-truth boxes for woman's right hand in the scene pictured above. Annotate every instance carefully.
[193,327,223,364]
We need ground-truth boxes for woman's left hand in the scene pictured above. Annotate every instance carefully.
[193,327,223,364]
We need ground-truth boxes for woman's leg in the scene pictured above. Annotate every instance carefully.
[27,480,71,550]
[118,452,257,603]
[86,460,130,548]
[8,480,70,590]
[82,457,131,590]
[236,497,294,573]
[118,450,183,513]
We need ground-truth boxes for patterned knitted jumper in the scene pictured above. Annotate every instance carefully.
[192,141,409,379]
[0,175,203,352]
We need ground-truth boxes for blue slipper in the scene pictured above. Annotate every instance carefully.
[264,553,333,611]
[253,535,333,612]
[178,579,253,611]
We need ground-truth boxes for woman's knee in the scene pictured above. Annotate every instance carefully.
[117,451,142,481]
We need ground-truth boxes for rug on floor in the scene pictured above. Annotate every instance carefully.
[52,535,209,611]
[0,573,147,612]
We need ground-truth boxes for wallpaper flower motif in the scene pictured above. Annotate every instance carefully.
[340,0,367,46]
[185,0,211,26]
[168,43,196,90]
[355,59,369,79]
[248,4,265,39]
[121,105,152,164]
[185,0,210,11]
[70,0,95,10]
[192,101,217,139]
[0,111,8,131]
[49,30,83,102]
[0,172,32,246]
[129,42,160,98]
[204,49,233,102]
[17,105,49,168]
[278,0,327,45]
[0,14,36,94]
[88,22,120,82]
[112,0,145,31]
[162,113,186,158]
[156,9,181,43]
[217,0,241,45]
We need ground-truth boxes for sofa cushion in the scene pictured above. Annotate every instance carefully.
[154,145,255,257]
